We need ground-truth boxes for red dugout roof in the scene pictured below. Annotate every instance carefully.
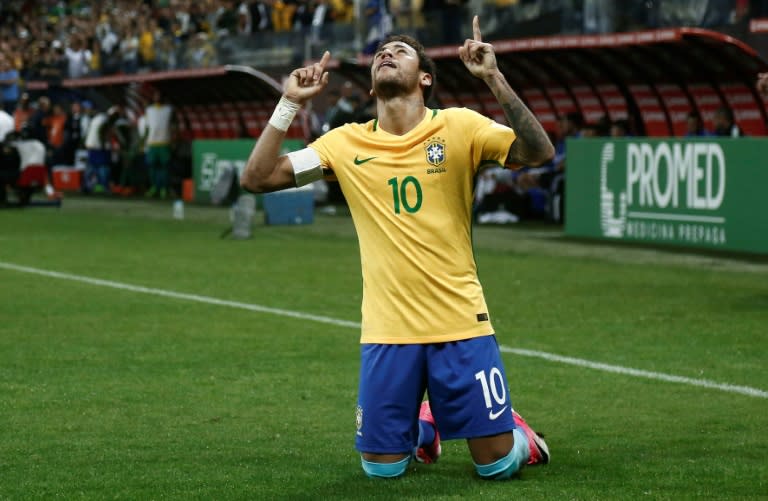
[339,28,768,136]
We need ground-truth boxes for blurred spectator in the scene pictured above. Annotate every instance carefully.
[421,0,466,45]
[119,23,140,74]
[112,110,145,196]
[311,0,334,43]
[64,34,91,79]
[331,0,354,23]
[583,0,615,34]
[96,15,120,56]
[12,132,50,198]
[216,0,240,35]
[28,96,52,145]
[44,102,68,167]
[473,166,523,224]
[184,32,217,68]
[325,81,359,129]
[13,93,33,134]
[684,110,712,137]
[155,35,179,71]
[0,53,20,114]
[273,0,298,31]
[80,101,95,148]
[237,1,253,34]
[140,90,174,199]
[517,112,583,223]
[27,44,66,82]
[0,132,21,205]
[0,109,14,142]
[440,0,468,44]
[757,72,768,98]
[610,119,630,137]
[139,17,159,71]
[363,0,393,54]
[61,100,86,165]
[294,0,315,34]
[712,106,743,137]
[251,0,274,31]
[84,106,120,193]
[88,37,104,76]
[188,2,211,34]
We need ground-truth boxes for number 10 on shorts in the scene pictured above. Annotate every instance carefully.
[475,368,508,420]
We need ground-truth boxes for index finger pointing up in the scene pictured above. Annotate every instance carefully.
[473,15,482,42]
[318,50,331,70]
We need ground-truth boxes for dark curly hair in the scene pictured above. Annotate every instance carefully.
[374,35,437,103]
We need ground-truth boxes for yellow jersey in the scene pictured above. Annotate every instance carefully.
[309,107,516,344]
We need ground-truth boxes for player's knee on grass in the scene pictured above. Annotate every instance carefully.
[361,456,410,478]
[475,428,529,480]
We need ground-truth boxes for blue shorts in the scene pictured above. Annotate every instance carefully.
[355,335,517,454]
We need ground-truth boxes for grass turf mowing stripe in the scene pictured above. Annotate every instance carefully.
[2,260,766,400]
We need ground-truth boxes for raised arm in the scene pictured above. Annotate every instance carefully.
[459,16,554,167]
[240,52,331,193]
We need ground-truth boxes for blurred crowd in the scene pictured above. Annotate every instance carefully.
[0,89,189,205]
[0,0,255,86]
[1,0,764,93]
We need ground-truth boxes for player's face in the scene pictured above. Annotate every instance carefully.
[371,42,423,99]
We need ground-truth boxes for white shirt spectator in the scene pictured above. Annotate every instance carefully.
[84,113,108,149]
[0,110,14,142]
[12,139,46,169]
[142,104,173,145]
[120,34,140,66]
[238,2,252,33]
[101,29,119,55]
[65,47,92,79]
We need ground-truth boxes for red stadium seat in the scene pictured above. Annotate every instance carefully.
[688,83,724,131]
[596,83,628,122]
[520,87,557,132]
[571,85,607,125]
[479,93,506,124]
[657,83,692,137]
[546,86,578,118]
[720,82,767,136]
[628,83,671,137]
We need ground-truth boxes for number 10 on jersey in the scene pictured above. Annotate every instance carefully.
[388,176,422,214]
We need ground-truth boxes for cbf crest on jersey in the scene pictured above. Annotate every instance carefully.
[425,136,446,166]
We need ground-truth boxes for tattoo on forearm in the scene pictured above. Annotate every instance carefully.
[489,76,552,165]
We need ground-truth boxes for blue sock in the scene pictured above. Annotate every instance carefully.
[418,418,436,447]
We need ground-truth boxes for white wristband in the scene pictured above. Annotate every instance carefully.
[268,96,301,132]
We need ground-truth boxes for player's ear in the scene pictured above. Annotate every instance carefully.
[421,73,432,88]
[369,88,376,97]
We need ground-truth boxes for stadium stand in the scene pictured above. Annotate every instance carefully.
[328,28,765,139]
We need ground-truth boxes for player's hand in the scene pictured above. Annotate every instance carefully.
[758,72,768,98]
[283,51,331,105]
[459,16,498,80]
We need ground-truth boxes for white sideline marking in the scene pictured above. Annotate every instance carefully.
[2,261,766,399]
[0,261,359,329]
[500,347,768,399]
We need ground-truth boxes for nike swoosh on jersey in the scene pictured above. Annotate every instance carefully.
[353,155,377,165]
[488,405,508,421]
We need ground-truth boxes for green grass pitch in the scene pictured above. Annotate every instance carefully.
[1,197,766,500]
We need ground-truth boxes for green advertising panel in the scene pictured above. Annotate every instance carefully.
[192,139,305,202]
[565,138,768,254]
